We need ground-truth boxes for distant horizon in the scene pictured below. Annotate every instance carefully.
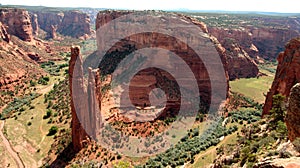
[2,4,300,15]
[1,0,299,13]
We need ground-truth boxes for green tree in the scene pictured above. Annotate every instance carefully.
[269,94,286,128]
[47,126,58,136]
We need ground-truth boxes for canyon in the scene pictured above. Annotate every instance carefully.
[1,5,300,167]
[31,10,92,39]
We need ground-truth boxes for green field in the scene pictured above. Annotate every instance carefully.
[188,127,238,168]
[1,63,67,167]
[230,75,274,103]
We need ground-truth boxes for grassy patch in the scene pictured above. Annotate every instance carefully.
[5,93,56,167]
[230,75,274,103]
[189,133,238,168]
[3,74,65,167]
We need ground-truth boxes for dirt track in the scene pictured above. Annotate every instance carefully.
[0,120,25,168]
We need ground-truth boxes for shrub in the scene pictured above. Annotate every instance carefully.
[47,126,58,136]
[43,109,52,119]
[30,80,36,87]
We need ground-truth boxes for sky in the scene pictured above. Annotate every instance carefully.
[1,0,299,13]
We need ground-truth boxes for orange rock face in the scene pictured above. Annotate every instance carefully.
[286,83,300,143]
[33,10,91,39]
[0,8,33,42]
[69,46,89,151]
[69,46,103,151]
[208,27,299,61]
[30,13,39,36]
[0,21,9,43]
[95,10,229,119]
[263,38,300,116]
[58,11,91,38]
[222,38,259,80]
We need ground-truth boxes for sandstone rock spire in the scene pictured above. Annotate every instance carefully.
[69,46,89,151]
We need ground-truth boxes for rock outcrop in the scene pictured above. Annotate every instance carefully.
[0,21,45,106]
[263,38,300,116]
[33,11,63,39]
[222,38,259,80]
[58,11,91,38]
[0,21,9,43]
[30,13,39,36]
[69,46,89,151]
[254,157,300,168]
[95,10,229,119]
[69,46,103,151]
[209,27,299,61]
[286,83,300,143]
[32,10,91,39]
[209,27,259,59]
[0,8,33,42]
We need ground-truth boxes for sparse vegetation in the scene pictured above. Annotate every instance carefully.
[47,126,58,136]
[1,92,40,119]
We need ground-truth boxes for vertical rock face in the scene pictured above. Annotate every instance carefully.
[96,10,229,117]
[50,25,57,39]
[222,38,259,80]
[58,11,91,38]
[208,27,299,61]
[0,21,10,43]
[69,46,89,151]
[0,8,33,42]
[69,46,103,151]
[251,28,299,60]
[263,38,300,116]
[33,10,91,38]
[30,13,39,36]
[286,83,300,142]
[87,68,102,139]
[34,11,64,35]
[209,27,260,60]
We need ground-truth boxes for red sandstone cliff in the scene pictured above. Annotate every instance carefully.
[32,10,91,39]
[286,83,300,143]
[69,46,89,151]
[69,46,103,151]
[0,21,9,43]
[263,38,300,116]
[33,11,63,39]
[222,38,259,80]
[30,13,39,36]
[95,10,229,119]
[0,21,45,105]
[209,27,299,61]
[58,11,91,38]
[0,8,33,42]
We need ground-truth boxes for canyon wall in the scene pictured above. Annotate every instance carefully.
[222,38,259,80]
[286,83,300,143]
[32,10,91,39]
[0,8,33,42]
[0,21,9,43]
[95,10,229,118]
[30,13,39,36]
[209,27,299,61]
[263,38,300,116]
